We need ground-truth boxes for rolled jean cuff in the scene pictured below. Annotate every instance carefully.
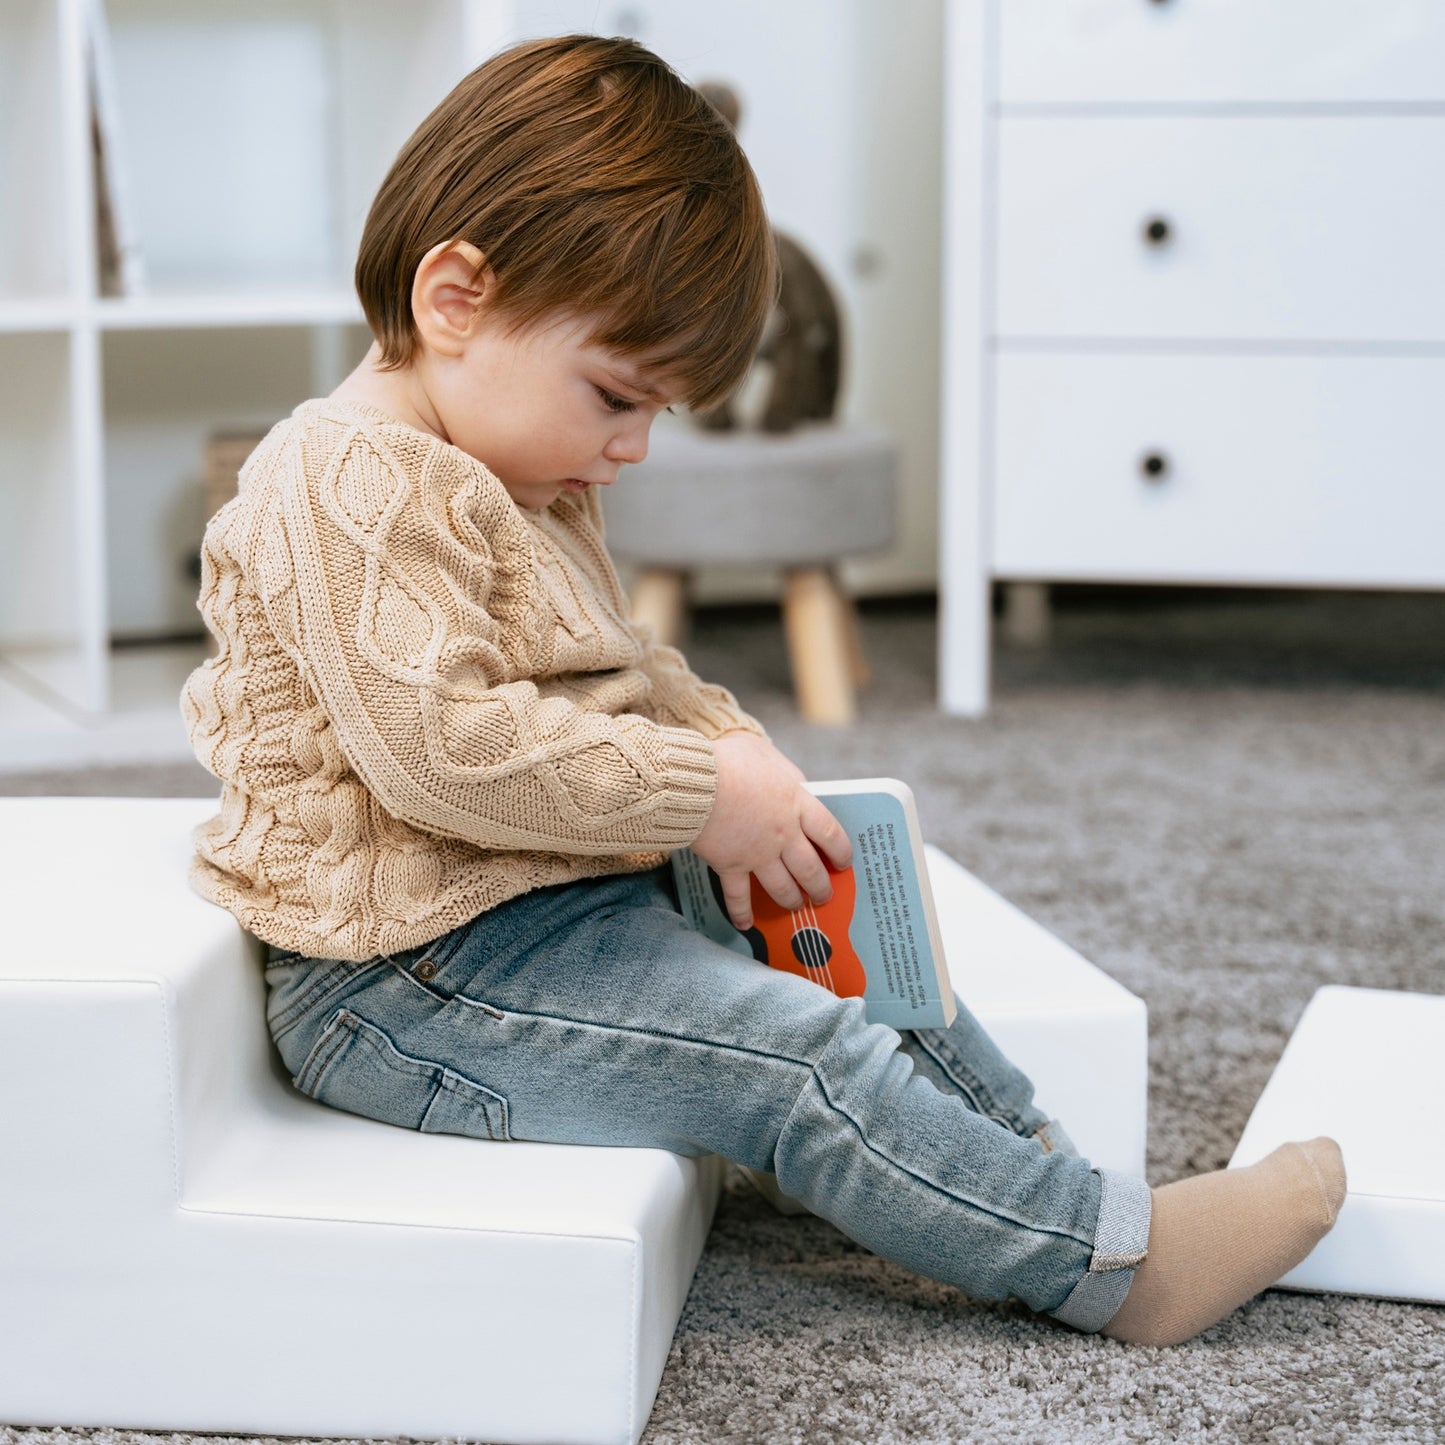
[1048,1168,1153,1333]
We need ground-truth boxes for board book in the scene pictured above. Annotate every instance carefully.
[670,778,956,1030]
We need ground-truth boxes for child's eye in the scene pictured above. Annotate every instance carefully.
[595,386,638,414]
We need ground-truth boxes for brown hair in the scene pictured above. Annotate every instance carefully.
[355,34,778,410]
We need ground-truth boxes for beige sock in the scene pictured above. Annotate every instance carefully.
[1102,1137,1346,1347]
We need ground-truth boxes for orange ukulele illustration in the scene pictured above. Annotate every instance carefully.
[708,864,868,998]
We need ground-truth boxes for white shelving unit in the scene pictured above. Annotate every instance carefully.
[0,0,507,756]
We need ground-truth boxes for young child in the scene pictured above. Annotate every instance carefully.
[182,33,1344,1348]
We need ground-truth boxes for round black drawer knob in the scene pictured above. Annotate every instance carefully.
[1140,451,1171,482]
[1142,215,1173,247]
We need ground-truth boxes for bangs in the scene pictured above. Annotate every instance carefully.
[586,206,780,412]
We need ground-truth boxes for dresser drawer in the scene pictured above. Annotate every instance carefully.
[996,115,1445,343]
[991,353,1445,586]
[998,0,1445,106]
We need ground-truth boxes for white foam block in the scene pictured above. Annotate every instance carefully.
[1,803,1150,1445]
[1230,985,1445,1303]
[0,797,720,1445]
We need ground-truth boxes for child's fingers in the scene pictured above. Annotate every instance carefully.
[717,866,755,931]
[801,795,854,872]
[753,858,806,917]
[781,838,834,906]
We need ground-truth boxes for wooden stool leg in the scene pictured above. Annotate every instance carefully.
[630,569,689,649]
[837,583,871,690]
[783,567,857,726]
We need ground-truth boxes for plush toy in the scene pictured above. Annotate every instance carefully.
[694,82,842,434]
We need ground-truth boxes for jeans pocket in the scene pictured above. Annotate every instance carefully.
[293,1007,511,1142]
[265,957,373,1044]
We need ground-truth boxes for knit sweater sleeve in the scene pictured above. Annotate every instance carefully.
[632,627,768,740]
[572,481,767,741]
[253,417,720,855]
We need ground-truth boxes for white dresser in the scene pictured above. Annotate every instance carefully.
[940,0,1445,713]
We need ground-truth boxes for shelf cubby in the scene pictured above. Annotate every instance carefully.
[101,0,485,300]
[0,0,73,305]
[0,330,90,705]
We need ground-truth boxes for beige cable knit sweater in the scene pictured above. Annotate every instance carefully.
[182,398,764,961]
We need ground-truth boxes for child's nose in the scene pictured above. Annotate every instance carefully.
[605,420,651,466]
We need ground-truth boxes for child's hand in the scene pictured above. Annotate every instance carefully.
[691,732,853,932]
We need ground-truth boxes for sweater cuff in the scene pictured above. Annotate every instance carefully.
[651,677,768,742]
[648,725,722,846]
[680,696,767,741]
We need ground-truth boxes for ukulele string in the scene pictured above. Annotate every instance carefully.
[797,902,826,991]
[795,899,837,995]
[809,900,838,995]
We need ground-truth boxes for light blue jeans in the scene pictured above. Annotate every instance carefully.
[263,865,1150,1331]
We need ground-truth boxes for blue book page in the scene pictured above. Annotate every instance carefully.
[823,790,950,1031]
[671,847,755,959]
[670,781,954,1030]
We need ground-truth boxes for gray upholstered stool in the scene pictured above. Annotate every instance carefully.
[603,423,896,724]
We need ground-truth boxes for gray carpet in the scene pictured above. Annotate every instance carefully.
[5,587,1444,1444]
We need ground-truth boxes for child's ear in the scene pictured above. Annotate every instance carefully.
[411,240,495,357]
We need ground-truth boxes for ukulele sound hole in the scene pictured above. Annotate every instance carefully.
[791,927,834,970]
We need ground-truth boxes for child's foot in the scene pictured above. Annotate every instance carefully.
[1102,1137,1346,1347]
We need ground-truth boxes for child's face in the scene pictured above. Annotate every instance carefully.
[428,309,678,512]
